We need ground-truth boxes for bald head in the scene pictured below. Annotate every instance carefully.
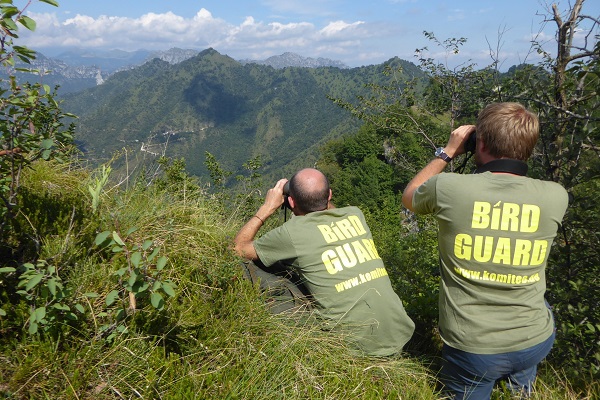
[288,168,330,214]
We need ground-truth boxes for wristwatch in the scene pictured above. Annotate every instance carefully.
[435,147,452,162]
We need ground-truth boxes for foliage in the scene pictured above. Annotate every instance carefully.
[204,151,266,222]
[416,31,500,125]
[1,288,440,399]
[152,156,202,200]
[0,0,75,232]
[0,157,446,399]
[94,228,175,337]
[88,164,111,213]
[14,259,85,335]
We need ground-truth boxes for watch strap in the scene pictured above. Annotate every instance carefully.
[435,148,452,162]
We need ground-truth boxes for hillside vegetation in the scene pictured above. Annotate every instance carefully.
[59,49,424,181]
[5,159,438,398]
[0,159,593,399]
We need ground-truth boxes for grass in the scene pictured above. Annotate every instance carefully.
[0,281,440,398]
[0,160,597,399]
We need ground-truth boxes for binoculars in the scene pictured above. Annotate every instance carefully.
[465,131,476,153]
[282,181,291,209]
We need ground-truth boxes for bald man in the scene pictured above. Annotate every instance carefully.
[233,168,414,357]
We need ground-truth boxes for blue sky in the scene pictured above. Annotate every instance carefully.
[19,0,600,70]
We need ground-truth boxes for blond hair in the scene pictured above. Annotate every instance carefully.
[476,102,539,161]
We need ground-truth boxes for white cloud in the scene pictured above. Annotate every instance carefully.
[18,3,560,69]
[319,21,365,38]
[21,8,379,65]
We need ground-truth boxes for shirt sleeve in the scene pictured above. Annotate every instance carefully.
[253,225,298,267]
[411,174,439,215]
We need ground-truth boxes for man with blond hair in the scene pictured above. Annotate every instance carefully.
[234,168,415,357]
[402,102,568,399]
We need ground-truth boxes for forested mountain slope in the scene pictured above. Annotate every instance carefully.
[61,48,424,180]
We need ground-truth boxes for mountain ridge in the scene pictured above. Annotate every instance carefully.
[13,48,352,94]
[58,48,425,182]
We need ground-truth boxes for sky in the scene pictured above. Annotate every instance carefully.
[19,0,600,71]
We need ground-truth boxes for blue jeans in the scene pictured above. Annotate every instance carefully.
[440,331,555,399]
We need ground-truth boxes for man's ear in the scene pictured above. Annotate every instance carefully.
[328,189,332,202]
[477,137,487,153]
[288,196,296,210]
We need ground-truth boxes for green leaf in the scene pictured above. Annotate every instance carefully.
[84,292,99,298]
[25,274,43,291]
[1,6,19,19]
[114,267,128,277]
[150,292,164,309]
[16,54,33,65]
[112,231,125,246]
[47,278,56,296]
[52,303,70,311]
[136,281,149,293]
[17,15,36,31]
[148,247,160,261]
[75,304,85,313]
[152,281,161,291]
[0,267,16,273]
[115,309,126,321]
[15,67,34,73]
[35,307,46,321]
[13,45,35,58]
[95,231,111,246]
[112,246,123,253]
[106,290,119,306]
[131,251,141,268]
[142,240,153,251]
[40,138,53,149]
[65,312,78,321]
[0,308,6,316]
[40,0,60,6]
[162,281,176,297]
[125,226,138,236]
[128,272,138,288]
[156,256,167,270]
[29,321,38,334]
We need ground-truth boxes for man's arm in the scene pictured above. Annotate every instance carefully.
[233,179,288,260]
[401,125,475,212]
[401,158,451,212]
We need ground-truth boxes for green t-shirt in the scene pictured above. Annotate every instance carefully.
[254,206,415,356]
[412,172,568,354]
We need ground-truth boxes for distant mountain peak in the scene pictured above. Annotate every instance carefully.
[14,48,353,95]
[147,48,199,65]
[240,52,348,69]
